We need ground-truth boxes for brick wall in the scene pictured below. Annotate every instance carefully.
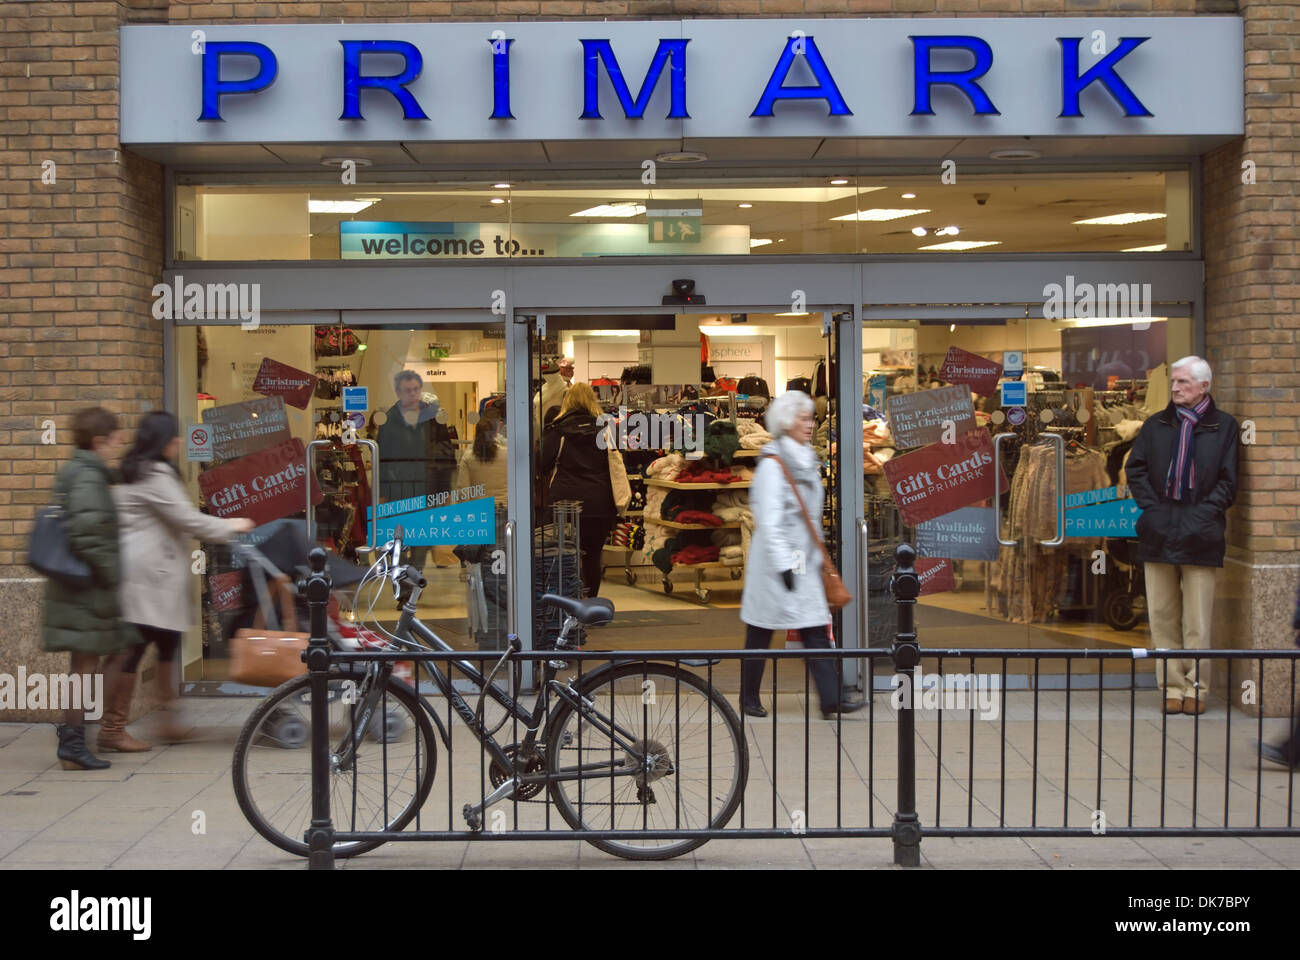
[159,0,1220,23]
[0,0,164,577]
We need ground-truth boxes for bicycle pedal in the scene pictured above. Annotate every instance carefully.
[462,803,483,832]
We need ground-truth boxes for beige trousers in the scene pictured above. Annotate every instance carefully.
[1143,562,1218,702]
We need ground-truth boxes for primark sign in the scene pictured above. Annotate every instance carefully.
[120,18,1243,145]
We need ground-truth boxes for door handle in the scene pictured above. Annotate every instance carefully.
[505,519,517,643]
[993,432,1015,546]
[306,438,380,547]
[1038,432,1066,547]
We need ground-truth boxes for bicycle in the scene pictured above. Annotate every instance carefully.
[231,527,749,861]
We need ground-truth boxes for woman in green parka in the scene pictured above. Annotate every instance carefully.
[42,407,136,770]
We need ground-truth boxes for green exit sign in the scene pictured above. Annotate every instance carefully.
[648,217,702,243]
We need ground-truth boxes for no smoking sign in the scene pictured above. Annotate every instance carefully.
[187,424,213,462]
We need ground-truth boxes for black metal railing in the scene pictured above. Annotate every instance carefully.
[288,546,1300,870]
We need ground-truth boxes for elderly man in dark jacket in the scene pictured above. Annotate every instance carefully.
[1125,356,1239,716]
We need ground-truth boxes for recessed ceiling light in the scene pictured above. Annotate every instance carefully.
[911,227,928,237]
[918,240,1003,251]
[988,148,1041,160]
[937,226,960,236]
[749,238,773,248]
[738,202,753,209]
[1055,316,1170,327]
[655,150,708,163]
[490,198,506,204]
[830,178,849,185]
[901,192,917,199]
[831,208,930,222]
[1122,243,1169,252]
[494,183,511,189]
[569,203,647,217]
[308,199,375,214]
[1074,212,1167,225]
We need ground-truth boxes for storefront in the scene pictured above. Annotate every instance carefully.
[16,7,1296,712]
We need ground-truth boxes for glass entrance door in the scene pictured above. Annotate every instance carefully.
[862,308,1195,672]
[174,318,513,688]
[526,309,846,680]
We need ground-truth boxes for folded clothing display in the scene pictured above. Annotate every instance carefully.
[712,528,742,547]
[713,490,749,511]
[676,462,742,484]
[673,509,723,526]
[646,452,686,481]
[863,420,892,447]
[703,420,741,465]
[661,489,715,520]
[643,486,668,520]
[738,427,774,449]
[719,544,743,560]
[671,544,720,565]
[1113,419,1144,442]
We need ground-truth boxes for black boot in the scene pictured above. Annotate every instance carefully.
[56,724,111,770]
[740,658,768,717]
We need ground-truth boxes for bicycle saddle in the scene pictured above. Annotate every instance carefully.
[540,593,614,626]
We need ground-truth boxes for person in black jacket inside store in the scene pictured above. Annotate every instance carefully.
[540,382,616,599]
[377,370,457,569]
[1124,356,1239,717]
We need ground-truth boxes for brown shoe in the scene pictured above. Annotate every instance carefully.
[97,672,153,753]
[1182,697,1206,716]
[1164,698,1184,715]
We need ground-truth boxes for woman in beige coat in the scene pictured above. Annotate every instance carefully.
[99,411,252,751]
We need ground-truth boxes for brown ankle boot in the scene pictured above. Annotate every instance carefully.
[97,672,153,752]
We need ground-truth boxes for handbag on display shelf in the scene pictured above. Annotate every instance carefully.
[766,453,852,612]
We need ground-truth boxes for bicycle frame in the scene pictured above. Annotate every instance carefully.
[336,578,654,803]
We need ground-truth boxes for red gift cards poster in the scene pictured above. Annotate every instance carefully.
[252,357,317,410]
[938,346,1002,396]
[198,437,322,526]
[882,428,1008,527]
[915,558,956,596]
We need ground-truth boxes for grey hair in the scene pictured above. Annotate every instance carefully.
[765,389,815,439]
[394,369,422,393]
[1170,355,1212,388]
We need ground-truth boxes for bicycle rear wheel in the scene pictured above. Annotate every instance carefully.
[545,662,748,860]
[232,668,437,858]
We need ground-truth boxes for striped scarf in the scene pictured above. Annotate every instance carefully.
[1165,394,1213,501]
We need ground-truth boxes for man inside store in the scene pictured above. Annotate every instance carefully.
[1125,356,1239,716]
[377,370,457,569]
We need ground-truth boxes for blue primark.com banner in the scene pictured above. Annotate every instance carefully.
[1065,486,1142,537]
[367,496,497,546]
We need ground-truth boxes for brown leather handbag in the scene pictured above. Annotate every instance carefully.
[767,453,853,612]
[230,573,308,687]
[229,630,309,687]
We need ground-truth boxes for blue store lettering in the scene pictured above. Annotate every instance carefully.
[197,33,1153,122]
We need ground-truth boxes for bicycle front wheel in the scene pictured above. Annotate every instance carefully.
[545,662,748,860]
[232,668,437,858]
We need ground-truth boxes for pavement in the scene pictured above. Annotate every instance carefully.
[2,690,1299,870]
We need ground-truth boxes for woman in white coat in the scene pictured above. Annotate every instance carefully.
[739,391,866,720]
[98,412,252,751]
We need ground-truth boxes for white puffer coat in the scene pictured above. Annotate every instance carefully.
[739,436,830,630]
